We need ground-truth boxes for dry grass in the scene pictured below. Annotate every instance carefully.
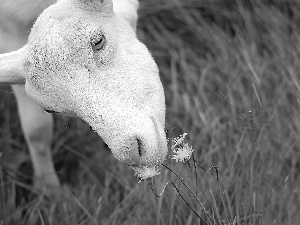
[1,0,300,224]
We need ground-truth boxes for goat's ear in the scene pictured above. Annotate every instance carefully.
[113,0,139,32]
[0,46,26,84]
[73,0,113,14]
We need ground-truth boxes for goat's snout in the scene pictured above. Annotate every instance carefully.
[128,117,167,168]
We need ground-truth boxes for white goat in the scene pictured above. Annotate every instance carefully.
[0,0,167,186]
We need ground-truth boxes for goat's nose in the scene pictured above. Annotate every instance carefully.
[130,137,144,166]
[128,117,167,167]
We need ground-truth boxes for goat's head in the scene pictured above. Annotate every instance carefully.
[0,0,167,176]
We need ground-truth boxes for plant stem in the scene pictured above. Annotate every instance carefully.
[147,178,169,197]
[162,163,214,223]
[170,181,208,225]
[192,155,201,225]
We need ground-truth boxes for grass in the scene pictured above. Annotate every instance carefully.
[1,0,300,224]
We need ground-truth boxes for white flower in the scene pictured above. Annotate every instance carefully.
[171,133,187,150]
[172,143,194,162]
[134,166,161,181]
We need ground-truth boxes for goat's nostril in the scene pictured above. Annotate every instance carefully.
[136,138,142,157]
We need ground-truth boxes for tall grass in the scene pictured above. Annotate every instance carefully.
[1,0,300,224]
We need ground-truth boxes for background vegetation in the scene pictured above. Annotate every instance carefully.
[1,0,300,224]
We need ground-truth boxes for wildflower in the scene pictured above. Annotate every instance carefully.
[171,133,187,150]
[172,143,194,162]
[134,166,161,181]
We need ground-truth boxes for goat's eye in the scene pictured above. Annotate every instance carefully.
[91,34,106,51]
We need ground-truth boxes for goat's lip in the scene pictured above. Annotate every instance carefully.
[128,164,143,176]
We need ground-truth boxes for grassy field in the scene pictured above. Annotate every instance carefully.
[1,0,300,224]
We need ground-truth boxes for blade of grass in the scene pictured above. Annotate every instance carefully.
[162,163,213,223]
[170,181,208,225]
[209,187,222,225]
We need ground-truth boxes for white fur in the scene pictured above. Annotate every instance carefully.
[0,0,167,183]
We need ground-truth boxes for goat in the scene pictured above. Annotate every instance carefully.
[0,0,167,187]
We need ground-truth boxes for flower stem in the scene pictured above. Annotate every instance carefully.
[192,155,198,199]
[162,163,214,223]
[170,181,208,225]
[147,178,169,197]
